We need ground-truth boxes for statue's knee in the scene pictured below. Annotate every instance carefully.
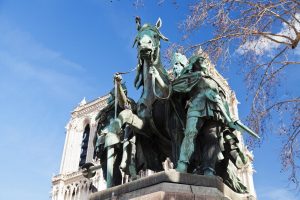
[119,110,143,129]
[131,114,143,129]
[119,109,133,124]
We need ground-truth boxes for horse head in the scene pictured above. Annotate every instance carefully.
[133,17,168,64]
[133,17,169,89]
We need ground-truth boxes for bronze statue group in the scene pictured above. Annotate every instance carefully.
[90,17,259,193]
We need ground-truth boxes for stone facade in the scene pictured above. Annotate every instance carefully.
[51,96,109,200]
[51,68,256,199]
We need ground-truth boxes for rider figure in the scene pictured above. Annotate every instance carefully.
[94,75,137,186]
[174,55,231,176]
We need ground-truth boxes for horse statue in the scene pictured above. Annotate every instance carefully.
[110,17,183,172]
[106,17,258,193]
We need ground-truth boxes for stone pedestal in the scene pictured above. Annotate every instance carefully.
[89,171,256,200]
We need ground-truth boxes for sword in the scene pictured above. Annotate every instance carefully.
[81,162,102,179]
[215,98,260,139]
[229,120,260,139]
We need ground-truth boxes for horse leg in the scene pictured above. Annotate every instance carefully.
[112,145,123,186]
[106,109,144,137]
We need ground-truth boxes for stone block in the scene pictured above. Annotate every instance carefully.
[89,171,256,200]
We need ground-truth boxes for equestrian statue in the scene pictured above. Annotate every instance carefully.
[85,17,259,194]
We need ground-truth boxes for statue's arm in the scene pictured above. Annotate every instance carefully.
[115,74,128,109]
[150,66,168,90]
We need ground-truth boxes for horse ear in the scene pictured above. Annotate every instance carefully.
[155,17,162,29]
[135,16,141,31]
[132,38,137,48]
[159,32,169,41]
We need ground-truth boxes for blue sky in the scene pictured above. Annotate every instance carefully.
[0,1,299,199]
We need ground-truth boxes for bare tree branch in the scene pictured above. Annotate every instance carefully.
[175,0,300,187]
[133,0,300,188]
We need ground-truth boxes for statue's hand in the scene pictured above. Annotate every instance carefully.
[149,66,159,77]
[114,73,123,83]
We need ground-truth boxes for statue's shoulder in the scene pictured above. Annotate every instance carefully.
[172,71,201,93]
[187,55,206,72]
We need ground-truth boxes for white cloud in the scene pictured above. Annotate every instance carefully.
[237,13,300,56]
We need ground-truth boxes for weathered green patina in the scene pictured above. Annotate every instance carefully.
[108,17,175,173]
[88,17,259,194]
[172,52,189,78]
[172,54,257,192]
[94,79,137,188]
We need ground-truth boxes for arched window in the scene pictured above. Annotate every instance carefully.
[79,124,90,167]
[72,190,75,198]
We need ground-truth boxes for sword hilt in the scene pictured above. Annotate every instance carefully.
[81,162,102,179]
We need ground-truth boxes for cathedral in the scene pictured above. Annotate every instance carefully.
[51,61,257,200]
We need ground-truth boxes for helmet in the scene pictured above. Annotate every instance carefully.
[172,52,189,78]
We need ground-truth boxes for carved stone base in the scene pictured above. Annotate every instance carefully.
[89,170,256,200]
